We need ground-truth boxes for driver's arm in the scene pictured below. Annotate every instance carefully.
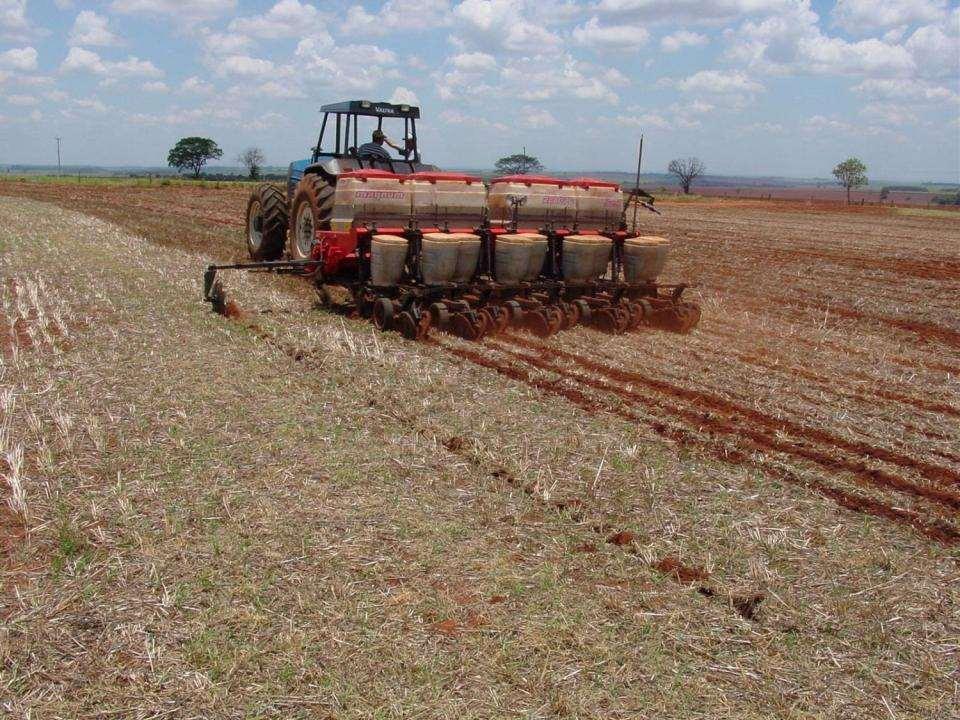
[383,135,403,153]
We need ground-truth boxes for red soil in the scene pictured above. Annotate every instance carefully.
[654,556,710,583]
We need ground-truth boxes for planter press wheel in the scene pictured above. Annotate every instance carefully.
[525,310,551,338]
[594,307,630,335]
[504,300,523,324]
[560,302,580,330]
[612,307,631,334]
[416,312,432,340]
[451,312,483,341]
[478,308,499,336]
[372,297,394,331]
[573,299,592,324]
[545,306,565,335]
[475,310,491,338]
[490,306,511,334]
[677,303,702,333]
[429,302,451,329]
[624,300,647,330]
[397,311,419,340]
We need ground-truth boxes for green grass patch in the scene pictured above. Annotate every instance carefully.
[891,206,960,219]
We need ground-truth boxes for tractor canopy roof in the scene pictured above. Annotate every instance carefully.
[320,100,420,119]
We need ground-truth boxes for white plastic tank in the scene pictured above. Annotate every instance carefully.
[519,233,548,280]
[623,236,671,282]
[420,232,460,284]
[493,234,532,284]
[332,170,412,230]
[488,176,578,228]
[560,235,595,282]
[573,178,624,231]
[563,235,612,281]
[452,233,482,282]
[409,172,486,228]
[370,235,408,286]
[592,236,613,279]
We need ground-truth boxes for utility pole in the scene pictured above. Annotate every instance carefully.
[56,136,62,176]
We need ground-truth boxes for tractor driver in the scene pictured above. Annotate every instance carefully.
[358,129,403,160]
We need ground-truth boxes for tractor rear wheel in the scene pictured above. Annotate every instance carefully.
[288,174,335,260]
[246,184,288,261]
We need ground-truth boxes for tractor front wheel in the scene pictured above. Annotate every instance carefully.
[246,184,288,261]
[288,174,335,260]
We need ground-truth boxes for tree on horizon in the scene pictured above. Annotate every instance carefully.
[832,157,868,204]
[168,137,223,179]
[667,157,706,195]
[494,153,544,176]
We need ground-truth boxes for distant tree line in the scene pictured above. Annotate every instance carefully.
[167,137,274,181]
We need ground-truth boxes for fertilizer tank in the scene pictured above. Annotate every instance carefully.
[623,236,671,282]
[563,235,613,282]
[370,235,408,286]
[409,172,486,228]
[452,233,482,282]
[519,233,549,280]
[420,233,460,284]
[488,176,578,228]
[332,170,412,230]
[572,178,624,231]
[493,234,533,283]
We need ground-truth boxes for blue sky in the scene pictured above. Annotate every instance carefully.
[1,0,958,181]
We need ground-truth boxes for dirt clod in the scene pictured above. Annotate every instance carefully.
[443,436,465,452]
[606,531,636,546]
[430,619,460,636]
[654,556,710,583]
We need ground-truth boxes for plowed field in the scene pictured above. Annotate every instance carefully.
[2,181,958,718]
[5,179,957,543]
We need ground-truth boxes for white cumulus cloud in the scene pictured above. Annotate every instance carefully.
[832,0,948,34]
[453,0,562,52]
[181,76,214,93]
[0,0,29,38]
[389,86,419,105]
[229,0,323,39]
[518,106,559,128]
[660,30,708,52]
[451,51,497,72]
[216,54,277,78]
[343,0,451,35]
[675,70,764,94]
[69,11,121,46]
[60,47,163,79]
[572,17,649,50]
[0,46,37,71]
[110,0,236,21]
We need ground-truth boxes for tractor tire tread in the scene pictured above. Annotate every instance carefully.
[288,173,336,260]
[247,184,288,261]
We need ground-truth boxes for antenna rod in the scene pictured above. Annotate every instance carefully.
[631,135,643,232]
[634,135,643,191]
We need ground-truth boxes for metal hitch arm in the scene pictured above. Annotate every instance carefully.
[202,260,317,303]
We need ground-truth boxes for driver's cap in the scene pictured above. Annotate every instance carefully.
[372,129,386,141]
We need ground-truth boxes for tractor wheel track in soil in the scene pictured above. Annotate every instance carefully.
[596,334,960,458]
[701,313,960,381]
[605,326,960,432]
[807,303,960,350]
[437,340,958,545]
[494,335,960,498]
